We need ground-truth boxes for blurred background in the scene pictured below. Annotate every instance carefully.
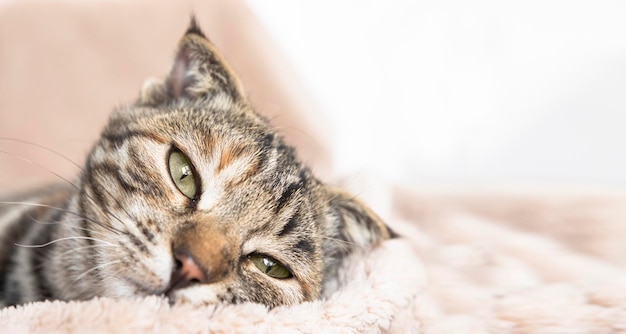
[247,0,626,188]
[2,0,626,192]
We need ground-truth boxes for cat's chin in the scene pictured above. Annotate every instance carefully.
[103,272,219,306]
[166,285,224,307]
[102,275,169,301]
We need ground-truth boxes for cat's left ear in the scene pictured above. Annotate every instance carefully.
[325,188,396,252]
[139,17,245,106]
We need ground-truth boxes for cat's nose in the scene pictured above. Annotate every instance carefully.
[169,225,232,292]
[169,250,207,290]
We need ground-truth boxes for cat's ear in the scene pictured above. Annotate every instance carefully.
[139,17,245,106]
[325,188,395,252]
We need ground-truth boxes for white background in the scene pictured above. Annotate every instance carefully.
[246,0,626,188]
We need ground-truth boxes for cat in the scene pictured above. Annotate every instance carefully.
[0,18,394,309]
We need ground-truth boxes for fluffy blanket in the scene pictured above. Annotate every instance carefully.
[2,185,626,333]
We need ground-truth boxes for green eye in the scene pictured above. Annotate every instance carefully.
[249,255,293,279]
[168,149,198,199]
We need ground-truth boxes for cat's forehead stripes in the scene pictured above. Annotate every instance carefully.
[277,212,299,237]
[196,147,260,212]
[274,170,309,214]
[101,124,170,147]
[216,144,248,173]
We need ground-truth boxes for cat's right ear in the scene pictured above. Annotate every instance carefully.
[138,17,245,106]
[325,188,396,252]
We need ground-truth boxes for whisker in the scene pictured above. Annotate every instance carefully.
[15,236,116,248]
[57,244,115,259]
[25,212,110,237]
[0,150,80,190]
[61,260,124,299]
[270,125,319,145]
[0,138,85,171]
[1,201,123,237]
[0,144,127,236]
[72,260,123,284]
[30,244,116,271]
[0,201,112,228]
[79,188,128,235]
[320,235,363,252]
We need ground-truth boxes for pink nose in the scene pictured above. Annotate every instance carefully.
[169,251,207,290]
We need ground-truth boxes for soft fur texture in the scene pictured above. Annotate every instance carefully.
[2,187,626,333]
[0,18,393,309]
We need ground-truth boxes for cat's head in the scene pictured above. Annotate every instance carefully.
[78,19,393,308]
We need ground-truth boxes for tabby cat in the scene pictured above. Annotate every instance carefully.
[0,19,393,308]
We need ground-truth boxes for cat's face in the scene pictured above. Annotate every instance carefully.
[75,20,391,308]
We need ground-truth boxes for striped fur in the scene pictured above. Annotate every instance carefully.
[0,19,393,308]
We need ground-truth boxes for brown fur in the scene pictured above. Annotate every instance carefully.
[0,19,391,309]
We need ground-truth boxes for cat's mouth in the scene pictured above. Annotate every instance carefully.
[126,280,188,305]
[163,269,198,297]
[117,257,204,304]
